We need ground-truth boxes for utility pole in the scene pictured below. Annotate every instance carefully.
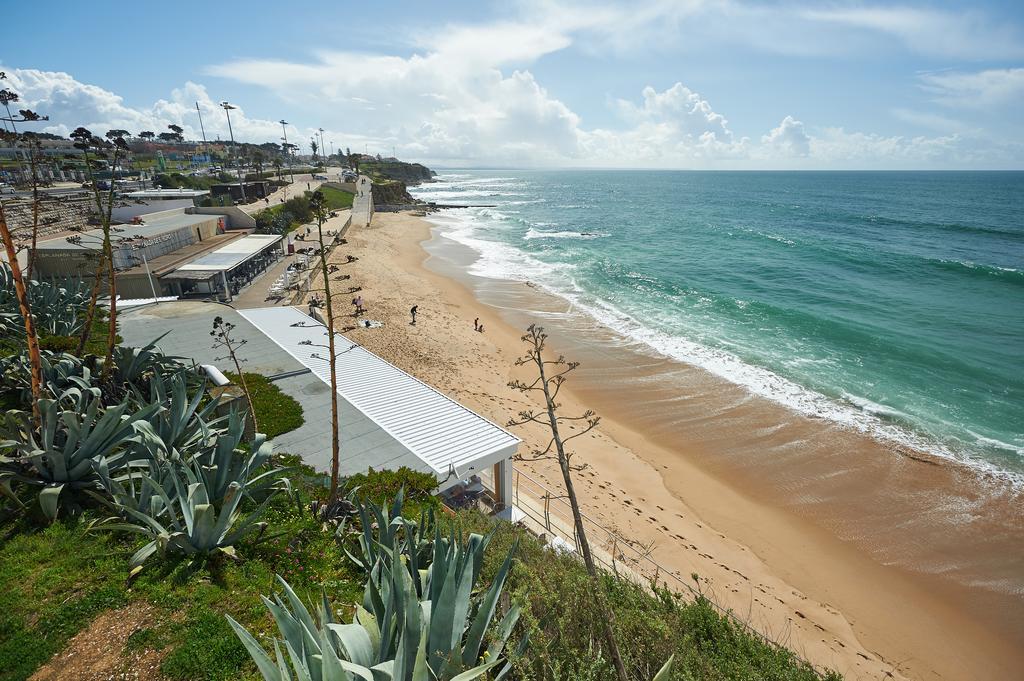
[318,128,326,163]
[280,119,293,183]
[220,101,246,202]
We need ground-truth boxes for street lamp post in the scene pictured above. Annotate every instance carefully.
[318,128,326,164]
[220,101,246,203]
[280,119,294,183]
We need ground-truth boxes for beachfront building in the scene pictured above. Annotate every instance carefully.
[211,181,271,202]
[29,207,262,300]
[118,302,522,516]
[162,233,284,300]
[239,306,521,513]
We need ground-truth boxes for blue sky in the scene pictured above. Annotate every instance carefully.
[3,0,1023,168]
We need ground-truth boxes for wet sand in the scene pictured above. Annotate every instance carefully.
[313,211,1024,681]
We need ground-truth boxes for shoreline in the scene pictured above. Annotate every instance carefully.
[319,211,1024,681]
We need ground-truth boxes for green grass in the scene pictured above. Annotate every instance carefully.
[252,186,354,234]
[0,461,362,681]
[224,372,304,440]
[455,511,841,681]
[316,185,354,210]
[0,468,840,681]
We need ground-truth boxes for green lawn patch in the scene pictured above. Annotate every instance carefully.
[316,185,354,210]
[224,372,304,440]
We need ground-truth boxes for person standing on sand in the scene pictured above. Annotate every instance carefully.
[410,305,418,325]
[478,323,484,333]
[474,317,479,332]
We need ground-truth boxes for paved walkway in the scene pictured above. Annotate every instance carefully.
[229,208,351,309]
[238,166,342,215]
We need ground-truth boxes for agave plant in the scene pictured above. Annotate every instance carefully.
[130,369,223,460]
[185,409,286,504]
[0,264,90,338]
[0,386,161,520]
[107,334,188,388]
[93,451,279,570]
[228,533,523,681]
[0,351,95,403]
[339,488,435,581]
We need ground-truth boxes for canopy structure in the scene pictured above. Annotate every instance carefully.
[176,234,282,272]
[238,306,520,503]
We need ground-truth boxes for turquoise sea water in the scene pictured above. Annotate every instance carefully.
[410,171,1024,482]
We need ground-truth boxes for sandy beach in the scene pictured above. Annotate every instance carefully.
[308,211,1024,681]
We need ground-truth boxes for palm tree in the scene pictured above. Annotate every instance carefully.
[252,149,265,181]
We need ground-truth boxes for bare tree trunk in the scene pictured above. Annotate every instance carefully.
[96,150,120,379]
[229,353,259,434]
[532,345,630,681]
[75,249,107,356]
[316,217,341,500]
[0,202,43,429]
[26,148,40,280]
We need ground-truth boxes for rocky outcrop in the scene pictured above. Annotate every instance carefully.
[371,180,417,207]
[362,160,436,185]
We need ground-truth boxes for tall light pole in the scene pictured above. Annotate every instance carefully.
[280,119,293,183]
[195,102,207,147]
[318,128,326,164]
[220,101,246,202]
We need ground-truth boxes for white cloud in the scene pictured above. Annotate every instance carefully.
[918,68,1024,109]
[0,67,349,154]
[800,6,1024,60]
[527,0,1024,60]
[1,61,1014,169]
[891,108,965,134]
[761,116,811,157]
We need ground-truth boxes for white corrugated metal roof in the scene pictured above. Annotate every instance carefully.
[177,234,282,271]
[238,306,519,479]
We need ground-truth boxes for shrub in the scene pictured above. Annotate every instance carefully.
[343,466,438,506]
[37,335,78,353]
[282,195,312,224]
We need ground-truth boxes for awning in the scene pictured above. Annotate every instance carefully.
[160,269,220,281]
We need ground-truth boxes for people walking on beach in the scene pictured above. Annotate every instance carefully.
[473,317,480,332]
[352,295,365,316]
[410,305,418,325]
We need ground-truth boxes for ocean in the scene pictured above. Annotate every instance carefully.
[410,170,1024,484]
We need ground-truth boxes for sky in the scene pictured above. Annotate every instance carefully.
[3,0,1024,169]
